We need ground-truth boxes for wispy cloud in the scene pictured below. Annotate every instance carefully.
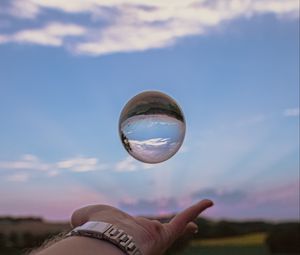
[0,0,298,56]
[283,107,299,117]
[0,154,109,180]
[192,188,247,204]
[6,173,30,182]
[119,181,299,219]
[0,154,154,180]
[119,188,247,215]
[0,154,50,171]
[115,156,154,172]
[120,197,179,216]
[0,22,85,47]
[56,157,107,172]
[115,156,138,172]
[8,0,40,19]
[131,138,171,147]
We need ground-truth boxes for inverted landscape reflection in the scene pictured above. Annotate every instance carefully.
[119,91,186,164]
[121,114,185,163]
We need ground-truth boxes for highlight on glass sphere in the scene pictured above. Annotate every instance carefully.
[119,91,186,164]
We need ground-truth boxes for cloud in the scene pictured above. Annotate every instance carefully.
[0,154,155,179]
[115,156,138,172]
[0,22,85,47]
[115,156,154,172]
[6,173,30,182]
[250,181,299,206]
[0,182,113,220]
[0,0,298,56]
[119,181,299,219]
[119,187,248,216]
[73,0,300,56]
[9,0,40,19]
[56,156,106,172]
[119,197,179,215]
[192,188,247,204]
[0,154,50,171]
[283,107,299,117]
[131,138,171,147]
[0,35,10,44]
[126,137,182,163]
[225,181,300,220]
[0,154,109,180]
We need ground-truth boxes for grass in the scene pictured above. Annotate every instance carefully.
[180,245,269,255]
[176,233,270,255]
[191,232,267,247]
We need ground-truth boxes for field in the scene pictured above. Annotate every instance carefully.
[182,246,269,255]
[1,218,299,255]
[1,234,271,255]
[192,232,267,246]
[182,233,270,255]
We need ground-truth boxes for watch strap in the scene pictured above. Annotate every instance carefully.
[66,221,142,255]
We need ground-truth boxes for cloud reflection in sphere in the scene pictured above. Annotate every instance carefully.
[119,91,186,164]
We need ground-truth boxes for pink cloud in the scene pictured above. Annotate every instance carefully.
[0,184,112,221]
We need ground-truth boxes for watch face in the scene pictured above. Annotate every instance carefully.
[79,221,111,233]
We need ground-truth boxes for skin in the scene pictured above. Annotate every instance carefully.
[36,199,213,255]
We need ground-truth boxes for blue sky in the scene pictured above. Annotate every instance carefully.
[0,0,299,221]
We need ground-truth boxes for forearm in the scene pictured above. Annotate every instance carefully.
[35,236,125,255]
[33,200,213,255]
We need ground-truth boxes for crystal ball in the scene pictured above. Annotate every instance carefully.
[119,91,186,164]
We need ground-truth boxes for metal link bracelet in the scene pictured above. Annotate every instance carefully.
[66,221,142,255]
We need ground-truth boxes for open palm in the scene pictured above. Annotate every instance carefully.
[71,199,213,255]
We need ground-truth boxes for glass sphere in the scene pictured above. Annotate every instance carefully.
[119,91,186,164]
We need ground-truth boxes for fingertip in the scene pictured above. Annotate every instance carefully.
[70,207,89,228]
[201,199,214,207]
[208,200,214,207]
[70,209,81,228]
[188,221,198,228]
[186,222,198,234]
[191,224,199,234]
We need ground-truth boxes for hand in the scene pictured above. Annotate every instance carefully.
[71,199,213,255]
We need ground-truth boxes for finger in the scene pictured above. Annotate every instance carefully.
[71,205,96,227]
[166,222,198,251]
[71,204,114,227]
[167,199,213,236]
[183,222,198,235]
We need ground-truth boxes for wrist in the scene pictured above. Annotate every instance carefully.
[37,236,126,255]
[68,221,144,255]
[70,236,126,255]
[87,216,152,255]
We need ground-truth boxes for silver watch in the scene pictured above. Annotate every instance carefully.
[66,221,142,255]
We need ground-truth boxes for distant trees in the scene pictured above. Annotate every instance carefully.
[194,218,274,239]
[266,223,300,254]
[0,216,299,255]
[0,233,5,247]
[0,231,60,254]
[0,217,42,223]
[0,216,69,254]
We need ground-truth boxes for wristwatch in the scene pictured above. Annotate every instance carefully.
[66,221,142,255]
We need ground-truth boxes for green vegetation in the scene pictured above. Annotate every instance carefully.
[192,232,267,246]
[121,97,184,123]
[266,223,300,254]
[1,217,299,255]
[181,245,269,255]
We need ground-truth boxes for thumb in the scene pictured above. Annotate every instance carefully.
[166,199,213,239]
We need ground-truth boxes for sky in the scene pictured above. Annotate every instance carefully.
[0,0,299,221]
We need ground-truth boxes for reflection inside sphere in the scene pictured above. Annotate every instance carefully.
[119,91,185,164]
